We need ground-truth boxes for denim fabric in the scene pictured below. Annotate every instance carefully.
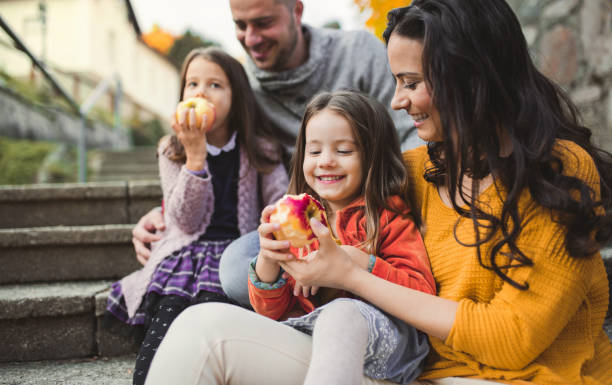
[219,230,260,308]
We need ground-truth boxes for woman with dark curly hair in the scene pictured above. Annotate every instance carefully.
[144,1,612,384]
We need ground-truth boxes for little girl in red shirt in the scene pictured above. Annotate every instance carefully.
[250,91,436,384]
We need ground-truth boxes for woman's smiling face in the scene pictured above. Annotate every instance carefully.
[387,33,443,143]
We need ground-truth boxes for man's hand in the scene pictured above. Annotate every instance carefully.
[132,208,165,265]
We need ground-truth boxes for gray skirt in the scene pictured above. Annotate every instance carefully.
[282,298,429,384]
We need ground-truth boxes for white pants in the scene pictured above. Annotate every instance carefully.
[145,303,500,385]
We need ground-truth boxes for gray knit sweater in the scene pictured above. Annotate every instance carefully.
[247,25,423,151]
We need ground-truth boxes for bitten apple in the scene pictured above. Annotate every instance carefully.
[175,97,216,132]
[269,193,328,257]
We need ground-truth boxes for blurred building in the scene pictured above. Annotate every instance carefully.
[0,0,179,127]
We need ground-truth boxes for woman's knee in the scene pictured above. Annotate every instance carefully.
[170,302,243,334]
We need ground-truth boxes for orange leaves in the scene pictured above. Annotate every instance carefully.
[353,0,412,40]
[142,24,175,55]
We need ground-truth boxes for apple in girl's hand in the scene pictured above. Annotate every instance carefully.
[175,97,216,132]
[269,193,328,257]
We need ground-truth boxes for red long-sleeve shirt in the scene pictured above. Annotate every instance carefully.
[248,196,436,321]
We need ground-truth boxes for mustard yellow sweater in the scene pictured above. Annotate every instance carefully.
[404,140,612,384]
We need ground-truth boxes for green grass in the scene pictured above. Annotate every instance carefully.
[0,137,80,185]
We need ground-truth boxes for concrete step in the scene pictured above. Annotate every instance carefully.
[89,147,159,183]
[0,354,135,385]
[94,172,160,181]
[0,224,140,284]
[94,146,157,158]
[100,153,158,163]
[89,173,160,183]
[99,153,158,164]
[0,281,137,362]
[91,174,160,182]
[0,181,161,228]
[96,164,160,174]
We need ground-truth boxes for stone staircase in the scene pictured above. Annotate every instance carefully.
[0,180,610,383]
[0,181,162,383]
[88,146,159,182]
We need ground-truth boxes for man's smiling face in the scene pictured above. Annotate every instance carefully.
[230,0,302,71]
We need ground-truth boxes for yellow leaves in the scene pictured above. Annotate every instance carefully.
[142,24,175,55]
[353,0,412,40]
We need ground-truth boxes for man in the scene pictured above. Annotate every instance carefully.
[229,0,418,148]
[131,0,421,297]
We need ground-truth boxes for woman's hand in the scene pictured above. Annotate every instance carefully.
[280,217,359,290]
[173,109,209,172]
[339,245,371,270]
[283,243,371,296]
[291,280,319,297]
[255,204,294,283]
[282,220,457,340]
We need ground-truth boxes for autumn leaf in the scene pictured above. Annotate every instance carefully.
[142,24,176,55]
[354,0,412,40]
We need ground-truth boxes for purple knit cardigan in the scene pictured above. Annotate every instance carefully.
[121,137,288,317]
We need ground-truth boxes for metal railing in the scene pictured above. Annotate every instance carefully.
[0,14,124,182]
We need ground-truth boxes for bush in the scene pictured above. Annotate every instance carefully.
[130,118,166,146]
[42,146,79,183]
[0,137,55,185]
[0,137,82,185]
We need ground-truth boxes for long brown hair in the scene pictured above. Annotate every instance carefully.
[384,1,612,289]
[288,91,409,254]
[164,47,283,172]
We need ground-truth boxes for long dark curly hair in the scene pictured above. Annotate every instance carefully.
[383,0,612,289]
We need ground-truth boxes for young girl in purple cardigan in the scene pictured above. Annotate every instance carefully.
[105,47,288,385]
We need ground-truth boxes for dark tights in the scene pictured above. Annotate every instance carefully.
[132,291,234,385]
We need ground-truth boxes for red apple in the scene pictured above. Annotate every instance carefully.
[175,97,216,132]
[269,193,328,256]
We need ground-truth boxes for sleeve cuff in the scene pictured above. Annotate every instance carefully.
[248,256,287,290]
[186,167,209,178]
[367,254,377,273]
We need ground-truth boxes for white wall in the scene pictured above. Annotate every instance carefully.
[0,0,179,125]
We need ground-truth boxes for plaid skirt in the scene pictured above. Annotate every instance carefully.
[106,238,233,326]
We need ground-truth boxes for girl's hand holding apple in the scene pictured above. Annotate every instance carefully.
[173,97,215,172]
[175,97,215,132]
[255,205,294,283]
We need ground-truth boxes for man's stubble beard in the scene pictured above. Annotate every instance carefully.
[263,16,300,72]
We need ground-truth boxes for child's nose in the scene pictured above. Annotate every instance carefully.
[195,89,208,99]
[318,151,336,167]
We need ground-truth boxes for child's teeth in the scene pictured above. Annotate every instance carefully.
[320,176,341,181]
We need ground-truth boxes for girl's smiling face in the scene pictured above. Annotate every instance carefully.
[303,108,363,213]
[387,34,443,143]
